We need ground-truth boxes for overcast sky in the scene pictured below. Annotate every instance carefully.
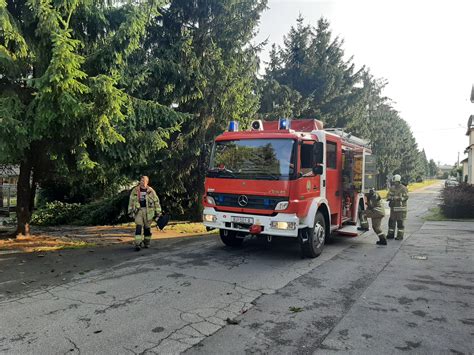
[255,0,474,165]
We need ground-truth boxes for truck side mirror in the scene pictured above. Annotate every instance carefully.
[312,165,323,175]
[313,142,324,165]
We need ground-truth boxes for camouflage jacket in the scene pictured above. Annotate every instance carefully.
[387,184,409,212]
[128,186,162,221]
[366,191,385,217]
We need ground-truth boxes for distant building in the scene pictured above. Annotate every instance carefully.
[437,164,453,178]
[0,165,19,211]
[0,165,19,185]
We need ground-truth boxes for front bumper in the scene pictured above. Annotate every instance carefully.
[202,207,301,237]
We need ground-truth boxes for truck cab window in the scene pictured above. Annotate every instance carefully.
[300,143,313,175]
[327,141,337,169]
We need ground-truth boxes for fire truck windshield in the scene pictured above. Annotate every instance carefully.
[208,139,295,180]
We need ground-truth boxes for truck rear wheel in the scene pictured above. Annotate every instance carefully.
[219,229,244,247]
[302,212,326,258]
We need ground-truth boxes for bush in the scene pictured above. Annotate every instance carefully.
[31,201,83,226]
[73,191,130,225]
[32,191,131,226]
[440,183,474,219]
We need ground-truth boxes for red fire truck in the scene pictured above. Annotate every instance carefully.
[202,119,376,258]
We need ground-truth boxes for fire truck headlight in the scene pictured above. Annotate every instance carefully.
[206,196,216,205]
[271,221,296,230]
[203,214,217,223]
[275,201,289,211]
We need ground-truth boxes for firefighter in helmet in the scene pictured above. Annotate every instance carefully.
[386,174,408,240]
[360,188,387,245]
[128,176,162,251]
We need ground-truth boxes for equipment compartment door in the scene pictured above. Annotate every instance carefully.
[325,139,342,226]
[364,154,377,191]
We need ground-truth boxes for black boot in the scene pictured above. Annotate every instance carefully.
[376,239,387,245]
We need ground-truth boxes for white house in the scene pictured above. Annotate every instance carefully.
[466,115,474,184]
[461,157,468,182]
[465,85,474,184]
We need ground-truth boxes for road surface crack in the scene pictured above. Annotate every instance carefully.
[64,336,80,354]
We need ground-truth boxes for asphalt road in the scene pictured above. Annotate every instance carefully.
[0,182,472,354]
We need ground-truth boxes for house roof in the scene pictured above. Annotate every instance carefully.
[0,165,20,178]
[468,115,474,135]
[460,157,468,163]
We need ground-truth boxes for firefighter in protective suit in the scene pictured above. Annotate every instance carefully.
[387,174,408,240]
[360,188,387,245]
[128,176,162,251]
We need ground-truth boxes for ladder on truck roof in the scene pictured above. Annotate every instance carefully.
[324,128,371,149]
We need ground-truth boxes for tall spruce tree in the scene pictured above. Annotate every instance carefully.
[259,16,368,130]
[125,0,268,218]
[0,0,184,235]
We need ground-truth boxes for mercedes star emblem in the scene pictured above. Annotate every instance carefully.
[237,195,248,207]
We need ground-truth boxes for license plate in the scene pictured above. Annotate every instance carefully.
[231,216,254,224]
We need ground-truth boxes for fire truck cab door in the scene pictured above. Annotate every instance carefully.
[299,141,320,206]
[325,138,342,226]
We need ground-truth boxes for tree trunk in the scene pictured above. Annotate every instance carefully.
[0,178,3,208]
[16,159,33,237]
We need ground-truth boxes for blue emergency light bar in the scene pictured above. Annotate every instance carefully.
[279,118,291,130]
[228,121,239,132]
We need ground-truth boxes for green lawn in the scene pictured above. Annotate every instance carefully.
[377,179,438,199]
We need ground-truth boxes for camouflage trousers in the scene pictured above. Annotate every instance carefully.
[134,208,152,246]
[361,210,386,240]
[387,217,405,239]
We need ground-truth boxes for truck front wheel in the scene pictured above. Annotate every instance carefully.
[302,212,326,258]
[219,229,244,247]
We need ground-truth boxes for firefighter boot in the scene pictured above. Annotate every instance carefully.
[376,234,387,246]
[395,220,404,240]
[134,225,143,251]
[134,238,142,251]
[395,232,404,241]
[387,218,396,239]
[358,211,370,231]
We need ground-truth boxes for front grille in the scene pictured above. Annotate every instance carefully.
[208,192,287,210]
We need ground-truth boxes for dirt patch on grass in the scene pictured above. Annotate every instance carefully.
[0,223,214,253]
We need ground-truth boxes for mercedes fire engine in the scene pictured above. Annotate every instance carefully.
[202,119,376,258]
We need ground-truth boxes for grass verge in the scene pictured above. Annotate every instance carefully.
[423,206,474,222]
[162,222,215,234]
[423,207,447,221]
[377,179,439,199]
[0,236,96,253]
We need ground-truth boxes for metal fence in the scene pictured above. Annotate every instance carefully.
[0,184,17,215]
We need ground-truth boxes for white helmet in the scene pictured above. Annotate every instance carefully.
[393,174,401,182]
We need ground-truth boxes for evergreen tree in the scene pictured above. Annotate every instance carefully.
[259,17,368,130]
[428,159,438,178]
[127,0,268,218]
[0,0,183,235]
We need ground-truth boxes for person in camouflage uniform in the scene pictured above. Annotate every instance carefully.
[360,188,387,245]
[128,176,162,251]
[386,174,409,240]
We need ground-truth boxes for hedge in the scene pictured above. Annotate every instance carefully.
[440,183,474,219]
